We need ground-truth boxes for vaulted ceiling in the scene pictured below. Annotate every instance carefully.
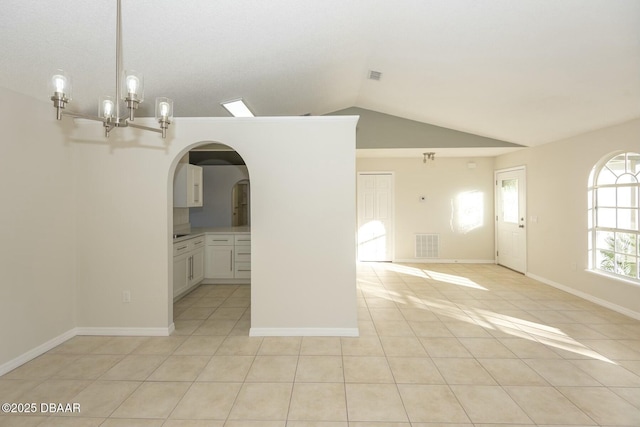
[1,0,638,147]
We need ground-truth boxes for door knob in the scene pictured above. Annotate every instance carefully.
[519,225,525,228]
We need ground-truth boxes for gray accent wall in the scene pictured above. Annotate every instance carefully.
[328,107,523,149]
[190,165,250,228]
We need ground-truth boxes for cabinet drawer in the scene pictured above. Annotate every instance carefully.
[235,247,251,262]
[191,236,205,249]
[206,234,234,245]
[234,234,251,245]
[234,262,251,278]
[173,241,191,256]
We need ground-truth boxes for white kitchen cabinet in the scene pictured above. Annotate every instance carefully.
[204,232,250,283]
[234,234,251,246]
[174,163,203,208]
[173,235,205,299]
[188,236,205,287]
[234,234,251,279]
[173,252,189,298]
[234,262,251,279]
[190,247,204,285]
[205,246,234,278]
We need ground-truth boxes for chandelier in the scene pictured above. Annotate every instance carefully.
[50,0,173,138]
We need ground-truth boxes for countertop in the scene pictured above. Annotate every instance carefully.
[173,226,251,243]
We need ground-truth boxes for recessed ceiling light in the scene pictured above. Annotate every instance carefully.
[221,98,254,117]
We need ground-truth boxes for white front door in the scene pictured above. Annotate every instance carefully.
[357,173,394,261]
[496,168,527,273]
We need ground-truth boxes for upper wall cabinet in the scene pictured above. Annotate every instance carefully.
[174,164,203,207]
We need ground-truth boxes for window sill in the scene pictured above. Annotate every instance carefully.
[585,268,640,288]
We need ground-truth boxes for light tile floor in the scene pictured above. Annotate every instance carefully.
[1,263,640,426]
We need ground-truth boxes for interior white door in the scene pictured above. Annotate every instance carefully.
[357,173,394,261]
[496,168,527,273]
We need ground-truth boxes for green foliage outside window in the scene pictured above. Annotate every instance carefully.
[599,233,638,279]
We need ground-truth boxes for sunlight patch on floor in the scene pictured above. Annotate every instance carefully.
[368,262,488,291]
[358,261,617,364]
[425,270,488,291]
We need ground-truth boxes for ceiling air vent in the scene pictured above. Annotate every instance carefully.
[416,234,440,258]
[368,70,382,81]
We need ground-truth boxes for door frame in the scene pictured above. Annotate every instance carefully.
[357,171,395,262]
[494,166,527,273]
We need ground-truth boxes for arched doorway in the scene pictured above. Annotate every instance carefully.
[169,141,251,335]
[158,115,357,338]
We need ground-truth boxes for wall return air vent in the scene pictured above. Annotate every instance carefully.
[415,234,440,258]
[368,70,382,81]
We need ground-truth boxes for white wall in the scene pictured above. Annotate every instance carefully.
[496,118,640,318]
[72,116,359,335]
[74,134,173,331]
[0,88,77,369]
[0,91,358,370]
[357,156,496,262]
[190,165,250,228]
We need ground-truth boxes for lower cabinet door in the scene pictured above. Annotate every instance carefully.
[173,254,189,297]
[205,246,234,278]
[190,248,205,285]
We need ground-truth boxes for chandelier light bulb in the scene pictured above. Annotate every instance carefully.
[99,96,115,119]
[50,70,71,99]
[50,69,72,120]
[103,99,114,118]
[159,101,170,118]
[155,97,173,138]
[155,97,173,121]
[122,70,143,103]
[52,75,67,93]
[126,75,139,95]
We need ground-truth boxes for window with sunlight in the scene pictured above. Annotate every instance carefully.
[453,191,484,234]
[589,152,640,283]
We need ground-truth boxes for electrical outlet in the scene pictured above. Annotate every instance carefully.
[122,290,131,303]
[570,262,577,271]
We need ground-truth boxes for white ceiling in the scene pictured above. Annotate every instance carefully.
[1,0,638,146]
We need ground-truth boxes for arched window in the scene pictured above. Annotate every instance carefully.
[589,152,639,283]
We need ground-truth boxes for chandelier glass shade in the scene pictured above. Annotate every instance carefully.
[50,0,173,138]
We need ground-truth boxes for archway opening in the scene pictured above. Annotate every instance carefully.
[169,141,252,335]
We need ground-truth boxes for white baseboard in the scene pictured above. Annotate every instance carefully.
[250,327,359,337]
[201,278,251,285]
[526,272,640,321]
[0,328,76,377]
[0,325,174,377]
[75,326,173,336]
[394,258,495,264]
